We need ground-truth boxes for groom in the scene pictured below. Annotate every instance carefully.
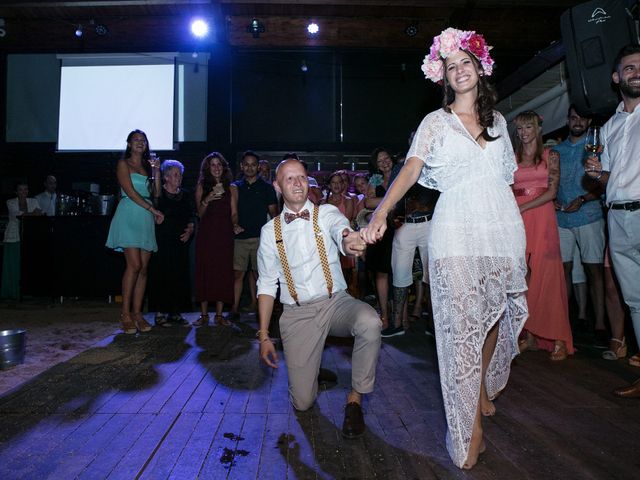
[256,157,382,438]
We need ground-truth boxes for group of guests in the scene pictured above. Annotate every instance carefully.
[105,134,278,334]
[4,28,632,472]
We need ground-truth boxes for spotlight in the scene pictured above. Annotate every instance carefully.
[192,52,198,58]
[307,22,319,35]
[301,60,308,72]
[95,23,108,36]
[246,18,265,38]
[405,24,418,37]
[190,19,209,38]
[74,25,83,37]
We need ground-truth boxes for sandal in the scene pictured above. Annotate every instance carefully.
[217,314,242,333]
[550,342,568,361]
[518,334,538,353]
[215,314,232,327]
[629,353,640,367]
[120,313,137,335]
[602,337,627,360]
[192,313,209,327]
[132,312,152,332]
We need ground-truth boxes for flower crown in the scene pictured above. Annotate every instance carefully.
[421,28,494,84]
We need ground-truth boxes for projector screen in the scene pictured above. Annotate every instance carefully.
[58,62,175,151]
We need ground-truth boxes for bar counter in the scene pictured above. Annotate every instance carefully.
[21,216,124,297]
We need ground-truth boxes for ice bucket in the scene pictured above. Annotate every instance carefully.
[0,329,26,370]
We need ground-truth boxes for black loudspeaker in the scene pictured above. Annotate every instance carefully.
[561,0,638,115]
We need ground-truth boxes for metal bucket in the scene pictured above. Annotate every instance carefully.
[0,329,26,370]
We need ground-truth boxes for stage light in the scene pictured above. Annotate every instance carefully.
[405,25,418,37]
[75,25,83,37]
[247,18,265,38]
[191,19,209,38]
[307,22,319,35]
[95,23,108,36]
[301,60,308,72]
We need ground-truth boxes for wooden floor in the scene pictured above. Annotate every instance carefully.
[1,313,639,479]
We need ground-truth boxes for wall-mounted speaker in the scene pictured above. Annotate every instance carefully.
[561,0,639,115]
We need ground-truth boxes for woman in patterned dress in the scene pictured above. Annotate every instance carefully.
[361,28,528,469]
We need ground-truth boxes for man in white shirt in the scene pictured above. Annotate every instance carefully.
[257,159,381,438]
[35,175,57,216]
[586,44,640,398]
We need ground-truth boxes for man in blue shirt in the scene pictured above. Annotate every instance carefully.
[554,105,606,347]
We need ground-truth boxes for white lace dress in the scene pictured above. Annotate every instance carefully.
[407,108,528,467]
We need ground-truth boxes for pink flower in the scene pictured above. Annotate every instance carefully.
[421,28,495,84]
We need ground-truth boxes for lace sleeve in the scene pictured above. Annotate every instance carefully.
[407,110,446,191]
[494,112,517,185]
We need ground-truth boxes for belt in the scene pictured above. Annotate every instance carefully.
[609,201,640,212]
[513,187,548,198]
[405,213,433,223]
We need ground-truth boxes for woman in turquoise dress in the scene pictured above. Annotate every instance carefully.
[106,129,164,334]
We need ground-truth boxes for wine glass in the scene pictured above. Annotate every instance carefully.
[584,126,603,172]
[149,151,160,169]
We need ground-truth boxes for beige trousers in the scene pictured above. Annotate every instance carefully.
[279,290,382,411]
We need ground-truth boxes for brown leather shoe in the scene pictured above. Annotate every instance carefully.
[342,402,365,439]
[613,379,640,398]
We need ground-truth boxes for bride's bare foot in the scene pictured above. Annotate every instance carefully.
[462,429,486,470]
[480,386,496,417]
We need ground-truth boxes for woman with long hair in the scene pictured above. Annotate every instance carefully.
[364,148,396,332]
[106,129,164,334]
[513,110,574,360]
[193,152,239,328]
[361,28,528,469]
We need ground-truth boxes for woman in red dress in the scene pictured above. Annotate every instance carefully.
[513,111,574,360]
[193,152,239,328]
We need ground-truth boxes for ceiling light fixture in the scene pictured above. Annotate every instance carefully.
[307,22,319,35]
[95,23,108,36]
[405,25,418,37]
[247,18,265,38]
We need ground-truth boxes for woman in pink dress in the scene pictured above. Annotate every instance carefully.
[513,111,574,360]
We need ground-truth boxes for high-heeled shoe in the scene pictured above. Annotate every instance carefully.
[550,341,568,361]
[132,312,152,332]
[602,337,627,360]
[120,313,137,335]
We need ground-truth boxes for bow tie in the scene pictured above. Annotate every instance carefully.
[284,209,310,224]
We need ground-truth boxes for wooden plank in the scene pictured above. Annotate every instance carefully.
[198,412,246,479]
[106,412,179,480]
[45,413,136,480]
[224,413,267,479]
[77,413,156,480]
[138,412,201,480]
[168,412,223,480]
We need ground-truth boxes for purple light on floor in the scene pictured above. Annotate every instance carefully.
[191,19,209,38]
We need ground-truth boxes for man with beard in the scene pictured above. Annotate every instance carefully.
[554,105,606,347]
[586,44,640,397]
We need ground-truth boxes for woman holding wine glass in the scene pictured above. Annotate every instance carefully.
[512,111,574,360]
[106,129,165,334]
[193,152,239,329]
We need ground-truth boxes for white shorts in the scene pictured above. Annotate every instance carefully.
[391,220,430,287]
[558,219,605,264]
